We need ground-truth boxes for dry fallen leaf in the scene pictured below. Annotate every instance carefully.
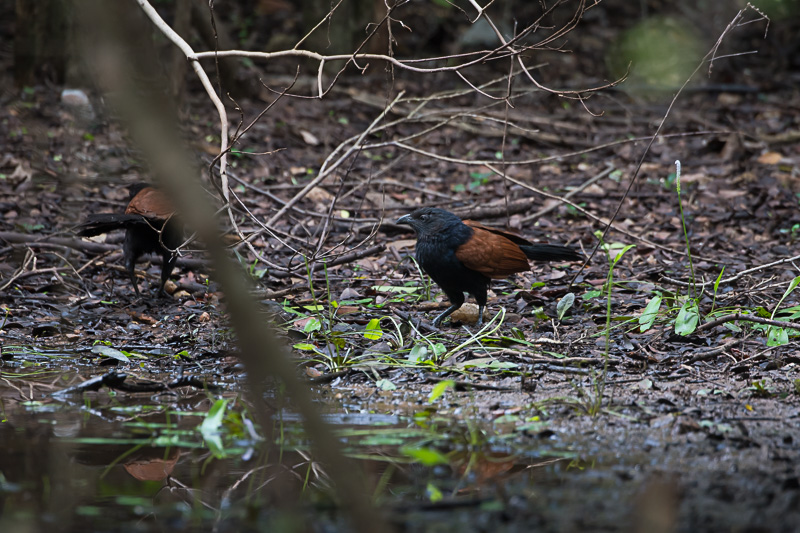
[299,129,320,146]
[757,151,782,165]
[307,186,333,203]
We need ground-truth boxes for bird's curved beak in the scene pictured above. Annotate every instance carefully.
[396,214,412,226]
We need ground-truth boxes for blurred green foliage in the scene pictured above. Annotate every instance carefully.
[752,0,798,19]
[607,16,704,95]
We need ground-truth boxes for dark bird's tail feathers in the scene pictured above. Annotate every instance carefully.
[76,213,148,237]
[519,243,583,262]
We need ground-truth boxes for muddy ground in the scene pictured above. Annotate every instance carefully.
[2,2,800,532]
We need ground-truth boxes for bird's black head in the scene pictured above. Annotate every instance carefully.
[396,207,464,236]
[127,182,152,200]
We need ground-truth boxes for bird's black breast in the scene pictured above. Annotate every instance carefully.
[414,222,490,302]
[414,221,471,274]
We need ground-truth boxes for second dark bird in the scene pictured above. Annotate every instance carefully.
[397,207,583,327]
[76,184,181,296]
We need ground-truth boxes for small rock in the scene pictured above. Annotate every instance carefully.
[450,303,487,325]
[61,88,96,121]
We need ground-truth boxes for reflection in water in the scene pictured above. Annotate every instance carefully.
[11,364,715,533]
[123,450,180,482]
[0,375,579,533]
[0,385,338,531]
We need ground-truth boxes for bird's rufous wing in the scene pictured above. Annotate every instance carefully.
[125,187,174,219]
[463,220,534,246]
[456,222,530,279]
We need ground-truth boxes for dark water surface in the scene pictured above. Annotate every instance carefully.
[1,357,799,532]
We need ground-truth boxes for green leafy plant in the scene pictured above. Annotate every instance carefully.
[636,161,795,345]
[675,160,696,296]
[778,222,800,241]
[557,292,575,321]
[765,276,800,346]
[599,237,636,352]
[638,293,662,332]
[581,232,636,416]
[453,171,491,193]
[749,379,776,398]
[710,267,725,314]
[675,297,700,336]
[673,160,701,336]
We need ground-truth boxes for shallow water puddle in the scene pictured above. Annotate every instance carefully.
[0,358,581,532]
[2,345,799,532]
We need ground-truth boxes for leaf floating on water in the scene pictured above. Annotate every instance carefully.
[91,345,130,362]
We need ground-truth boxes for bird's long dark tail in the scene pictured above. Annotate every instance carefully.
[519,243,583,262]
[75,214,146,237]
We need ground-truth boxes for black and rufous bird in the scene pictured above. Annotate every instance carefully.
[396,207,583,327]
[76,184,181,296]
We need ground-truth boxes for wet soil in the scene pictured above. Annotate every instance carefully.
[2,2,800,532]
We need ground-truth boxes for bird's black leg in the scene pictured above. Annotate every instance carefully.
[123,228,144,297]
[473,286,488,328]
[432,291,464,327]
[432,304,460,328]
[475,305,485,328]
[125,253,141,297]
[158,252,177,297]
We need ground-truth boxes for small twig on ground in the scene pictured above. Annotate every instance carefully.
[307,369,352,384]
[694,313,800,334]
[724,344,782,371]
[515,353,620,366]
[536,364,594,375]
[685,338,743,364]
[307,243,385,272]
[392,309,440,334]
[659,275,713,300]
[271,244,386,278]
[718,253,800,285]
[256,286,298,300]
[1,231,115,254]
[51,370,220,396]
